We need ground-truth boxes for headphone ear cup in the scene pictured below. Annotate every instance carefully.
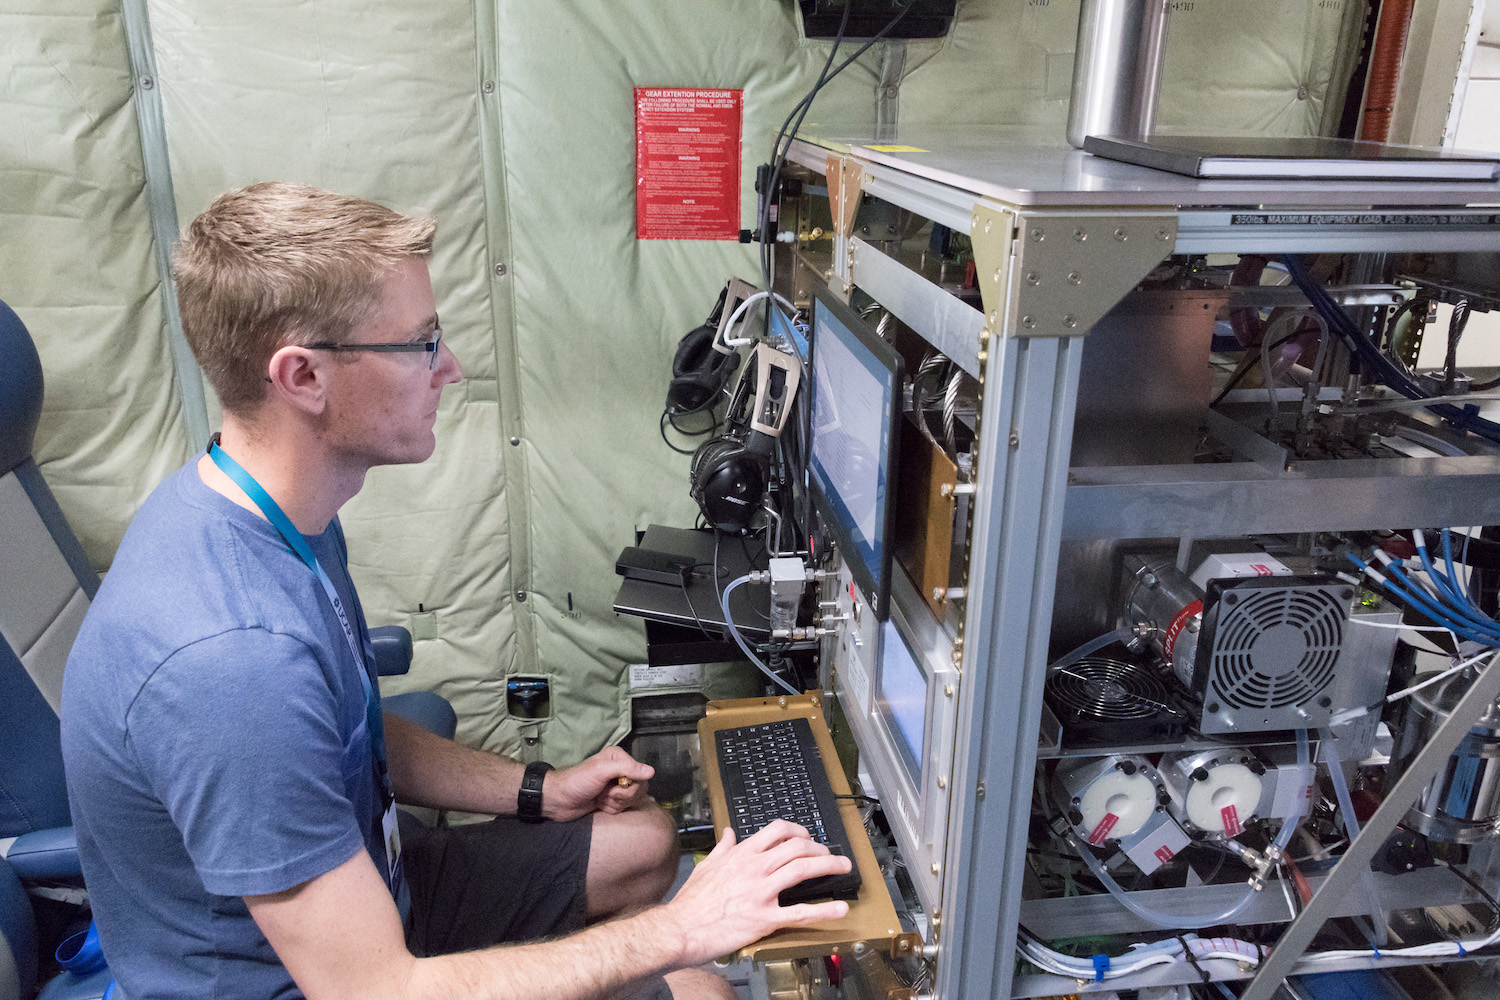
[667,340,741,416]
[689,436,765,533]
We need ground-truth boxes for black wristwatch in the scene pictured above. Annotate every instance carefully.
[518,760,553,824]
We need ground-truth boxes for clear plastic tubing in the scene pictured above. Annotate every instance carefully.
[1071,730,1310,929]
[1321,727,1388,945]
[1047,626,1136,675]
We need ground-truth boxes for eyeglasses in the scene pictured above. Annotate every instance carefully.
[305,328,443,370]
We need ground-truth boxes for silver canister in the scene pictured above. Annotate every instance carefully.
[1066,0,1171,149]
[1390,674,1500,844]
[1120,552,1203,689]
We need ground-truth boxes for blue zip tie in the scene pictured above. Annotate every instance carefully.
[1458,943,1467,956]
[1092,954,1109,982]
[1372,944,1381,959]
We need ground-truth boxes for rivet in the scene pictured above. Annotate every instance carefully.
[1067,272,1082,285]
[1021,315,1035,329]
[139,75,154,90]
[1114,227,1128,241]
[853,941,869,956]
[509,436,521,446]
[515,590,527,602]
[1029,227,1045,242]
[1026,271,1041,286]
[1009,430,1020,447]
[495,263,507,276]
[977,781,986,799]
[984,219,992,233]
[482,80,495,94]
[1063,315,1078,328]
[993,267,1002,284]
[883,86,899,99]
[1158,228,1172,242]
[1073,228,1088,242]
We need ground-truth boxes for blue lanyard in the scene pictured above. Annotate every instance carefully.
[207,442,390,792]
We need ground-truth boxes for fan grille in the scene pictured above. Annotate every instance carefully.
[1047,656,1171,721]
[1208,586,1344,710]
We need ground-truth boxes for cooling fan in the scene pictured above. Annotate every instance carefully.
[1045,654,1188,744]
[1195,577,1353,734]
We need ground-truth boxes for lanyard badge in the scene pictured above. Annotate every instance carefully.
[206,441,402,885]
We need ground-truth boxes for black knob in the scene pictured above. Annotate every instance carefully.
[1191,767,1210,782]
[1118,760,1138,775]
[1068,808,1084,826]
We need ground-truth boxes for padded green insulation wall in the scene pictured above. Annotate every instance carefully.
[2,0,1365,765]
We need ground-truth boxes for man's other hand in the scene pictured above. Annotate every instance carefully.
[656,820,852,966]
[544,746,654,820]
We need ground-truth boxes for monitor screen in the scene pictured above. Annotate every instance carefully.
[808,290,902,619]
[878,619,927,783]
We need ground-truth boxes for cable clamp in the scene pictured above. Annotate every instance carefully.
[1091,954,1109,982]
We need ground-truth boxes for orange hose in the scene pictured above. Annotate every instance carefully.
[1360,0,1416,142]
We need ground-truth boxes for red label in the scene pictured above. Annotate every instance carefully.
[635,88,742,240]
[1221,804,1242,837]
[1251,563,1273,576]
[1162,600,1203,665]
[1087,812,1119,846]
[1154,845,1176,864]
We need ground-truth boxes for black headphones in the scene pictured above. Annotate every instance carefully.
[688,353,778,534]
[666,286,741,416]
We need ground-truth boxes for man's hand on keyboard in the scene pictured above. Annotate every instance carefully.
[544,746,655,820]
[657,819,853,965]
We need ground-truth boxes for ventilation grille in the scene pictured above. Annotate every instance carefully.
[1047,656,1172,721]
[1207,586,1344,710]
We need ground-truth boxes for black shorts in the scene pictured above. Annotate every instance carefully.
[400,813,672,1000]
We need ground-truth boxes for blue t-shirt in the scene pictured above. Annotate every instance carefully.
[61,462,404,999]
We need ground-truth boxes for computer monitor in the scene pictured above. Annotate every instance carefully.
[808,290,903,620]
[877,617,928,785]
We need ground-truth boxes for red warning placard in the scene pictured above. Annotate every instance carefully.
[635,88,742,240]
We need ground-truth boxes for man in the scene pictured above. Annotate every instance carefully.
[60,182,850,999]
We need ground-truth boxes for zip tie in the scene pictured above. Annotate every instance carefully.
[1177,935,1211,983]
[1092,954,1109,982]
[1458,943,1467,956]
[1372,944,1381,959]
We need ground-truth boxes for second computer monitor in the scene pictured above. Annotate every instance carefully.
[809,290,902,621]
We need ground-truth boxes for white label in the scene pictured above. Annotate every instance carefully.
[628,663,704,690]
[842,643,872,712]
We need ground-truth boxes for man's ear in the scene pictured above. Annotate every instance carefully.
[265,344,329,416]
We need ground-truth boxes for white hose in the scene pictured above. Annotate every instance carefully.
[719,290,798,348]
[720,575,798,695]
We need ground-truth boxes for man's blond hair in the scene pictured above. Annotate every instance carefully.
[175,182,436,413]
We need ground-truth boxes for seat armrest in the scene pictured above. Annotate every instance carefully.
[370,625,413,677]
[2,826,80,881]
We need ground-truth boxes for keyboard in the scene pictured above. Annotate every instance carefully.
[714,717,863,905]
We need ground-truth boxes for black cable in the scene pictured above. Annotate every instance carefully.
[1440,860,1500,934]
[836,793,880,804]
[660,411,704,455]
[678,575,720,639]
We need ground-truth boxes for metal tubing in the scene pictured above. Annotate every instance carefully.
[1066,0,1170,148]
[1241,651,1500,1000]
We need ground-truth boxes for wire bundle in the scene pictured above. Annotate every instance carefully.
[1346,529,1500,650]
[1017,932,1265,982]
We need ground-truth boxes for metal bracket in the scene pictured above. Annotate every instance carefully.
[968,203,1017,342]
[1004,212,1178,338]
[827,154,864,241]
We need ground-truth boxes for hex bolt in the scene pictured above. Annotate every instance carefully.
[1114,227,1128,242]
[1009,430,1020,447]
[1029,227,1045,242]
[1063,315,1078,328]
[936,776,947,789]
[976,781,986,799]
[1021,315,1036,329]
[1026,271,1041,286]
[944,684,954,698]
[994,267,1003,284]
[1158,228,1172,242]
[930,862,940,875]
[1073,228,1088,242]
[1067,272,1082,285]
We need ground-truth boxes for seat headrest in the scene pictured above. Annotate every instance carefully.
[0,301,44,475]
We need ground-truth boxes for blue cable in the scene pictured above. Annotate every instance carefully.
[1382,560,1500,643]
[1391,552,1500,642]
[1415,535,1477,612]
[1347,554,1489,644]
[1282,256,1500,446]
